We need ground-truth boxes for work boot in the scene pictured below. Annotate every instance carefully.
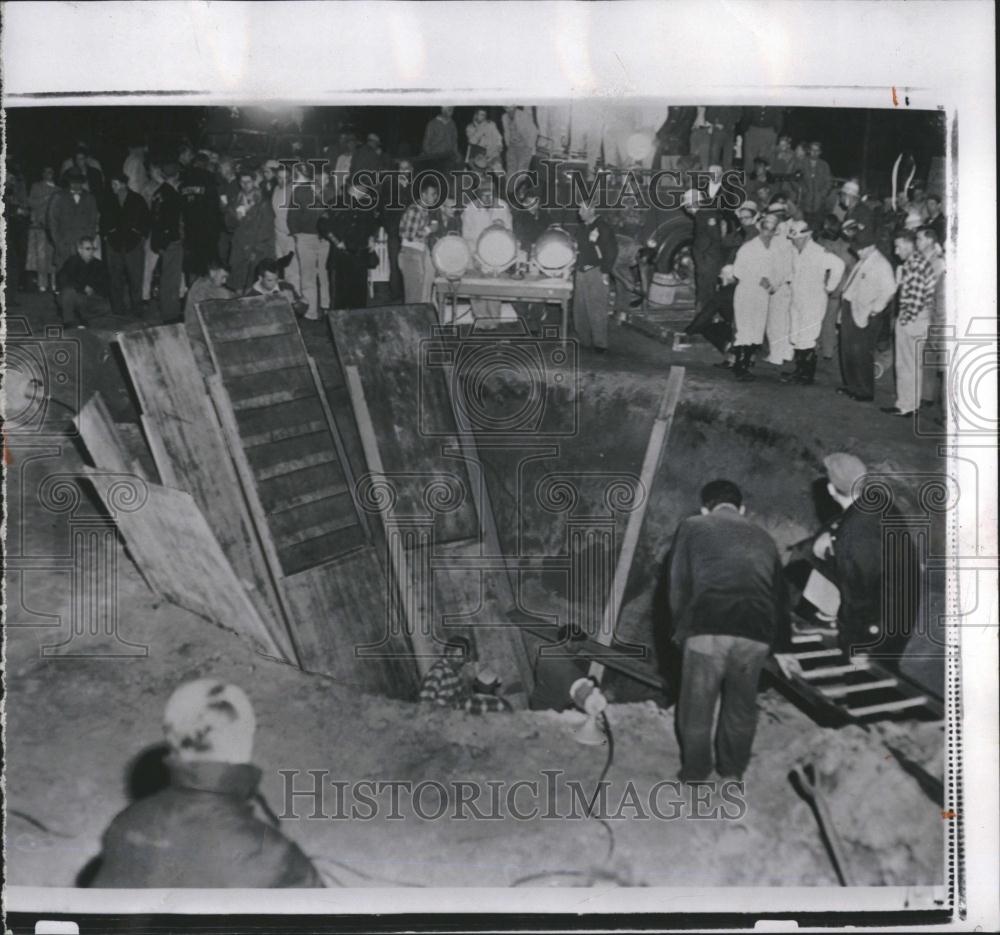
[780,349,804,384]
[733,347,756,382]
[796,348,818,385]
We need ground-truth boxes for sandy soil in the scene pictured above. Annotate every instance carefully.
[4,291,946,888]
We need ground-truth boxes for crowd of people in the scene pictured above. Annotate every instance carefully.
[679,152,948,422]
[4,106,947,426]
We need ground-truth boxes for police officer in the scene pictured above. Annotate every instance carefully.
[682,188,724,327]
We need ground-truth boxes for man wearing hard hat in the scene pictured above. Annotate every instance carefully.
[89,679,322,887]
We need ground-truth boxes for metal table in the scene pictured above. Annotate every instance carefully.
[432,274,574,344]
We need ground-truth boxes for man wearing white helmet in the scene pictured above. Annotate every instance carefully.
[730,212,783,381]
[89,679,321,888]
[782,219,846,385]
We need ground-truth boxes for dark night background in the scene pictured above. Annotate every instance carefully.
[6,104,948,193]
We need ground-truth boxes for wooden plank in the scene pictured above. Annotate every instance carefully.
[205,375,302,666]
[115,324,289,657]
[212,330,309,374]
[196,294,295,334]
[590,366,685,683]
[848,696,930,718]
[280,546,420,698]
[75,392,147,478]
[235,396,326,440]
[307,355,372,545]
[226,369,316,410]
[267,482,352,516]
[278,523,369,577]
[791,648,844,661]
[83,468,283,659]
[245,432,339,481]
[346,365,437,678]
[820,678,900,698]
[799,661,872,680]
[256,464,350,514]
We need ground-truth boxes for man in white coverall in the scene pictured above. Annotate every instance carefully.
[782,218,846,385]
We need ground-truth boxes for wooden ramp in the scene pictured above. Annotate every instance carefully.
[768,621,944,726]
[196,295,419,698]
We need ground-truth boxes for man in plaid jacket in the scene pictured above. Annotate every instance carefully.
[418,637,475,707]
[882,230,937,418]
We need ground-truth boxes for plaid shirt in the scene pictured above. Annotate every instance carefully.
[398,203,431,245]
[463,693,513,715]
[896,250,937,325]
[418,657,468,707]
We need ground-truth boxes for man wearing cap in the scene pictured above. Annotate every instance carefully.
[226,169,276,294]
[573,201,618,352]
[835,180,877,246]
[837,227,897,402]
[761,200,795,366]
[682,188,724,327]
[89,679,322,887]
[813,454,917,664]
[179,150,220,283]
[882,229,938,417]
[669,479,789,781]
[731,212,782,381]
[783,219,846,385]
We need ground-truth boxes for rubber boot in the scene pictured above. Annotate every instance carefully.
[797,348,818,385]
[780,349,804,384]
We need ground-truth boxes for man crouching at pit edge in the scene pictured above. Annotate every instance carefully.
[667,479,790,783]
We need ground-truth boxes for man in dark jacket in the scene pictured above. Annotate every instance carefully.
[319,184,378,309]
[705,106,742,170]
[812,453,917,665]
[89,679,322,888]
[150,162,185,322]
[179,150,221,283]
[102,174,150,316]
[741,107,784,170]
[56,236,110,326]
[668,479,789,781]
[573,200,618,352]
[682,188,724,324]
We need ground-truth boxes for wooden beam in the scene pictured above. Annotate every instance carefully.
[345,365,436,678]
[590,366,685,683]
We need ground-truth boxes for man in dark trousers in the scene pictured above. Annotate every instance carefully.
[573,200,618,352]
[741,106,784,169]
[101,173,150,316]
[56,236,110,327]
[668,479,789,782]
[89,679,322,888]
[150,162,184,322]
[682,188,724,326]
[319,183,379,309]
[179,150,221,284]
[812,453,917,665]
